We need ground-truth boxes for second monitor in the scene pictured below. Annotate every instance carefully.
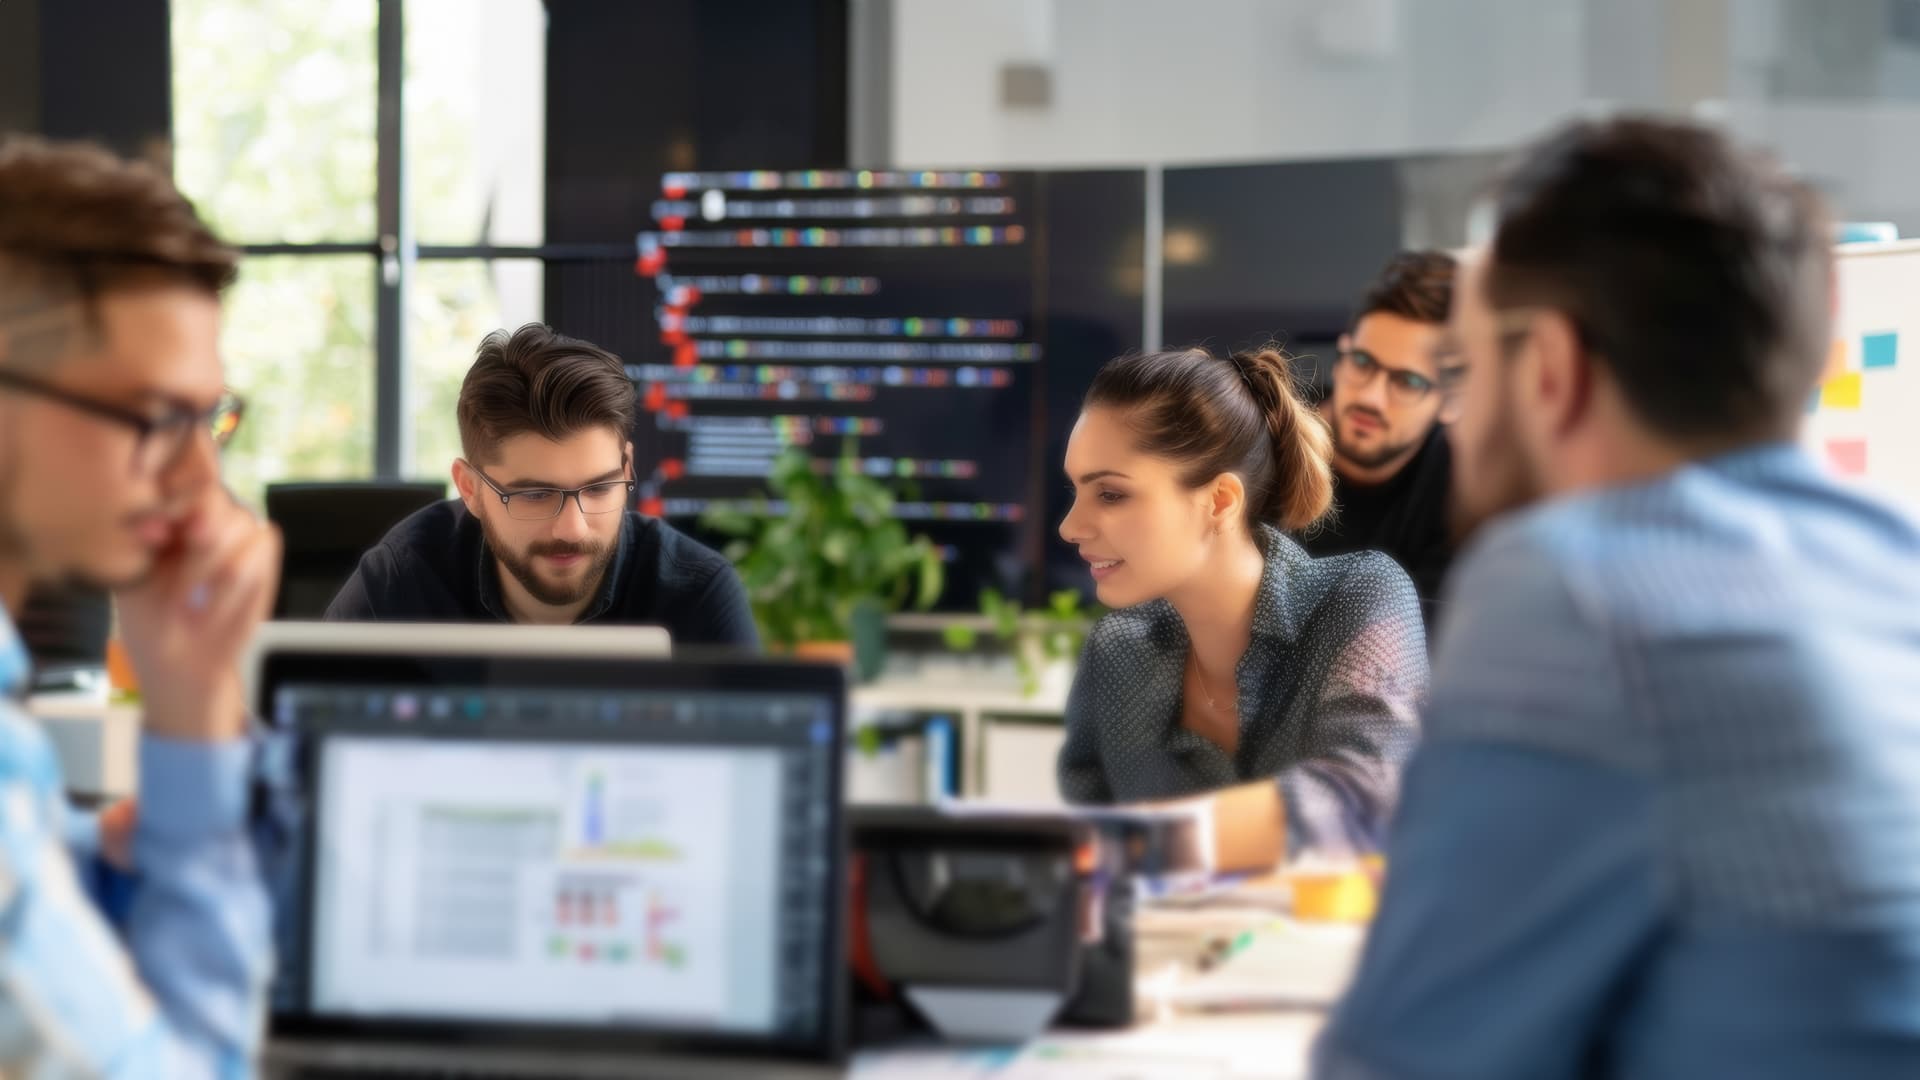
[629,168,1148,609]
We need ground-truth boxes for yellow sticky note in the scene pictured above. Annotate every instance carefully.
[1822,372,1863,410]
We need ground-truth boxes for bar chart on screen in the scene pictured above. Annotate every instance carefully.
[313,738,769,1026]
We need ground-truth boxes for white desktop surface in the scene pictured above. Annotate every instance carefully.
[27,693,141,799]
[853,1012,1328,1079]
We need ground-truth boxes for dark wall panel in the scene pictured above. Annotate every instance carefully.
[38,0,173,161]
[544,0,848,243]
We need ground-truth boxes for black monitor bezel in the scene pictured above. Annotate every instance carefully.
[261,649,849,1065]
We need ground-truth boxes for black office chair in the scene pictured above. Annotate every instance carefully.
[264,481,447,619]
[17,583,111,668]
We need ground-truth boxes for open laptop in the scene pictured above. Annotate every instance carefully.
[255,638,848,1077]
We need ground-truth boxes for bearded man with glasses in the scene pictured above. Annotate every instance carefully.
[324,323,756,647]
[1301,250,1462,629]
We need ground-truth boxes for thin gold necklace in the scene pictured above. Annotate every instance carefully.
[1189,652,1237,713]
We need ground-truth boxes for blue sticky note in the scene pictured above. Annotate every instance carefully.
[1864,331,1899,369]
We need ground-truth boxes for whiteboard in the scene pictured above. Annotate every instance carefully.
[1802,240,1920,510]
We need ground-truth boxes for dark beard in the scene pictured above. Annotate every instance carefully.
[1332,409,1425,472]
[479,517,615,609]
[1446,394,1542,549]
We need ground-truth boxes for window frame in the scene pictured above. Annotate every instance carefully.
[198,0,628,482]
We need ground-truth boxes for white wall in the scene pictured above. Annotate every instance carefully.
[1728,99,1920,230]
[880,0,1920,234]
[1719,0,1920,232]
[887,0,1589,168]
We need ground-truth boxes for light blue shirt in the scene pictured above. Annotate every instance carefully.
[1318,444,1920,1079]
[0,606,270,1077]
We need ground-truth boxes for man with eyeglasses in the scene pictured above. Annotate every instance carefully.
[1301,250,1462,627]
[1316,118,1920,1079]
[325,323,757,647]
[0,137,281,1074]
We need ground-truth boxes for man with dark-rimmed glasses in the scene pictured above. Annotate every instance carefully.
[0,137,282,1075]
[1302,250,1462,628]
[324,323,756,647]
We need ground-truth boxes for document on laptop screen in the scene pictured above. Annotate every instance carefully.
[309,736,784,1032]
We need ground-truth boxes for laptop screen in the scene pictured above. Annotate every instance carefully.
[264,655,844,1060]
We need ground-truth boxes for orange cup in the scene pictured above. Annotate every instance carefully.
[1291,869,1378,923]
[105,638,140,696]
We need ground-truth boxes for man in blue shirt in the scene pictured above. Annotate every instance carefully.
[0,138,281,1074]
[1317,118,1920,1076]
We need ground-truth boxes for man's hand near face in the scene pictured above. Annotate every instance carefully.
[115,484,281,743]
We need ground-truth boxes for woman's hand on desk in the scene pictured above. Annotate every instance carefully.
[1141,780,1288,874]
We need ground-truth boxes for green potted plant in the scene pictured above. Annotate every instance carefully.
[701,444,944,679]
[944,588,1099,698]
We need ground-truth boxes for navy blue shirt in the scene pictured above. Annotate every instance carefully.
[1300,423,1454,630]
[324,500,759,650]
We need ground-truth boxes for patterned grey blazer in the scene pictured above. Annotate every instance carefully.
[1058,524,1429,854]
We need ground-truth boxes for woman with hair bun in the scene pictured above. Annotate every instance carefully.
[1057,346,1427,861]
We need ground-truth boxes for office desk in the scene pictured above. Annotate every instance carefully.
[853,1012,1328,1078]
[33,675,1058,802]
[37,682,1363,1078]
[35,671,1076,802]
[852,902,1364,1078]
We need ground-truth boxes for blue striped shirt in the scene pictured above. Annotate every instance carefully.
[1318,444,1920,1078]
[0,606,270,1077]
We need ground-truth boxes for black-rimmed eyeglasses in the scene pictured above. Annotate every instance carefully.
[1334,349,1464,407]
[0,368,244,474]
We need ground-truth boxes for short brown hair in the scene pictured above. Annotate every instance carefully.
[1086,347,1334,531]
[0,136,237,368]
[1355,250,1454,326]
[456,323,636,462]
[1487,116,1832,444]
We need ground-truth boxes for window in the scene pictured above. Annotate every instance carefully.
[405,0,547,479]
[219,258,378,499]
[170,0,547,505]
[172,1,380,506]
[408,259,544,478]
[171,0,378,245]
[406,0,546,247]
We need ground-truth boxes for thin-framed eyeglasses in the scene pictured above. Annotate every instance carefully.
[467,460,635,521]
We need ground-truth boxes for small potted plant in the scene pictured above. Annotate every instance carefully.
[944,587,1098,699]
[702,444,944,679]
